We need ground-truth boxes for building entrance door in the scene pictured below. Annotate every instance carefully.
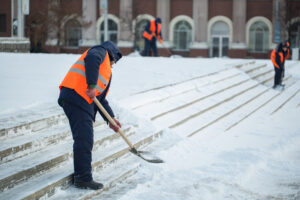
[212,36,229,57]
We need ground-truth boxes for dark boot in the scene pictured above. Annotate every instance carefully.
[74,179,104,190]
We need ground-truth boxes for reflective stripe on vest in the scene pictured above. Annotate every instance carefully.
[59,50,111,104]
[71,60,109,86]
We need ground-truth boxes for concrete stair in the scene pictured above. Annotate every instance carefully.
[1,60,299,199]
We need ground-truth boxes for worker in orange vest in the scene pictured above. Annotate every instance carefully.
[142,18,163,56]
[58,41,122,190]
[270,42,288,90]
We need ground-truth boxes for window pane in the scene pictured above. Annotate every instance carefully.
[290,22,300,48]
[249,30,255,51]
[212,21,229,36]
[255,30,263,52]
[212,37,219,57]
[222,37,229,57]
[100,19,118,43]
[0,14,6,32]
[249,21,269,52]
[179,31,187,49]
[173,21,191,50]
[65,20,82,47]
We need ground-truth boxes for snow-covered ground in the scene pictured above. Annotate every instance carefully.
[0,52,299,199]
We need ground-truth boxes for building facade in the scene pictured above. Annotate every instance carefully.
[1,0,300,58]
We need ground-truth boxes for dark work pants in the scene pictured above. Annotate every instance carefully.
[143,38,158,57]
[62,102,94,182]
[274,66,282,86]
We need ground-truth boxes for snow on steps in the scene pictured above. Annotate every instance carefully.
[0,124,163,199]
[223,79,300,131]
[0,120,105,164]
[3,60,295,199]
[0,114,66,139]
[0,124,133,192]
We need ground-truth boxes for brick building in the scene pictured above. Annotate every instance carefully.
[1,0,300,58]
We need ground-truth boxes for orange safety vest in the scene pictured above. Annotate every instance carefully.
[59,50,111,104]
[143,20,161,40]
[270,49,284,69]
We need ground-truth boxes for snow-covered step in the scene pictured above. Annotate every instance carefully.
[47,154,140,200]
[120,67,242,110]
[263,80,300,115]
[151,67,272,130]
[153,78,259,130]
[159,71,272,137]
[134,73,250,120]
[0,119,105,165]
[235,60,256,68]
[0,127,162,200]
[0,124,70,165]
[0,125,134,192]
[246,64,269,77]
[0,113,67,139]
[209,79,300,134]
[240,63,267,74]
[133,64,271,123]
[222,78,299,131]
[250,66,273,80]
[222,87,278,131]
[0,104,62,133]
[180,85,268,137]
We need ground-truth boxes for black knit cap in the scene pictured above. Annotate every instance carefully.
[155,18,162,24]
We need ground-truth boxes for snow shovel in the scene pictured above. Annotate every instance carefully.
[93,98,163,163]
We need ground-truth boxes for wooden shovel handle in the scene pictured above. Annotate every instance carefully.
[93,97,135,149]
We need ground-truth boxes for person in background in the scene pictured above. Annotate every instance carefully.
[281,40,290,86]
[58,41,122,190]
[270,42,288,90]
[142,18,163,57]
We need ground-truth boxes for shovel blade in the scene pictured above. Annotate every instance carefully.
[130,149,164,163]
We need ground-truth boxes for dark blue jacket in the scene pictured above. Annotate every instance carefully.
[58,41,122,122]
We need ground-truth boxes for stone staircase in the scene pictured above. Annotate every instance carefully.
[1,60,299,199]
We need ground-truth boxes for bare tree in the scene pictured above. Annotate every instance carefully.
[26,11,48,52]
[46,0,91,53]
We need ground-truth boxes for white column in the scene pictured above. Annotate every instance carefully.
[156,0,170,41]
[192,0,208,48]
[272,0,287,42]
[119,0,133,47]
[17,0,24,38]
[232,0,246,48]
[81,0,97,46]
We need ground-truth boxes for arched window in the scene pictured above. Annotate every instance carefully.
[211,21,229,36]
[173,21,192,51]
[65,19,82,47]
[290,21,300,48]
[249,21,269,52]
[210,21,229,57]
[100,19,118,44]
[135,19,148,52]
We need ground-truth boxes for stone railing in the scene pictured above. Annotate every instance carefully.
[0,37,30,52]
